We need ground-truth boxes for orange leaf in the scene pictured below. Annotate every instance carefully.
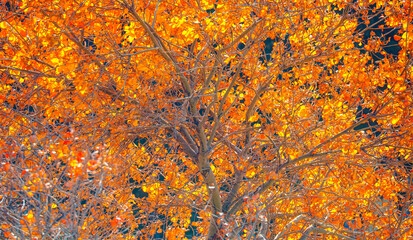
[110,217,123,228]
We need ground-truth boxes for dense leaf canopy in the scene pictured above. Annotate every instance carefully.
[1,0,412,239]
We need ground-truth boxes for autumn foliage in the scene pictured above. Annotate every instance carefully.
[1,0,413,239]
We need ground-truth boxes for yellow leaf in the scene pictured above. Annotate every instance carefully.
[297,105,306,118]
[25,210,35,223]
[0,21,7,29]
[210,163,216,172]
[391,117,400,125]
[51,58,60,64]
[246,168,256,178]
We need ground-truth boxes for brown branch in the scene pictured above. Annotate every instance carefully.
[167,128,198,160]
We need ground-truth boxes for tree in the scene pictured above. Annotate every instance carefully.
[1,0,412,239]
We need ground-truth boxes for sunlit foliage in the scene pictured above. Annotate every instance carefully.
[1,0,412,239]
